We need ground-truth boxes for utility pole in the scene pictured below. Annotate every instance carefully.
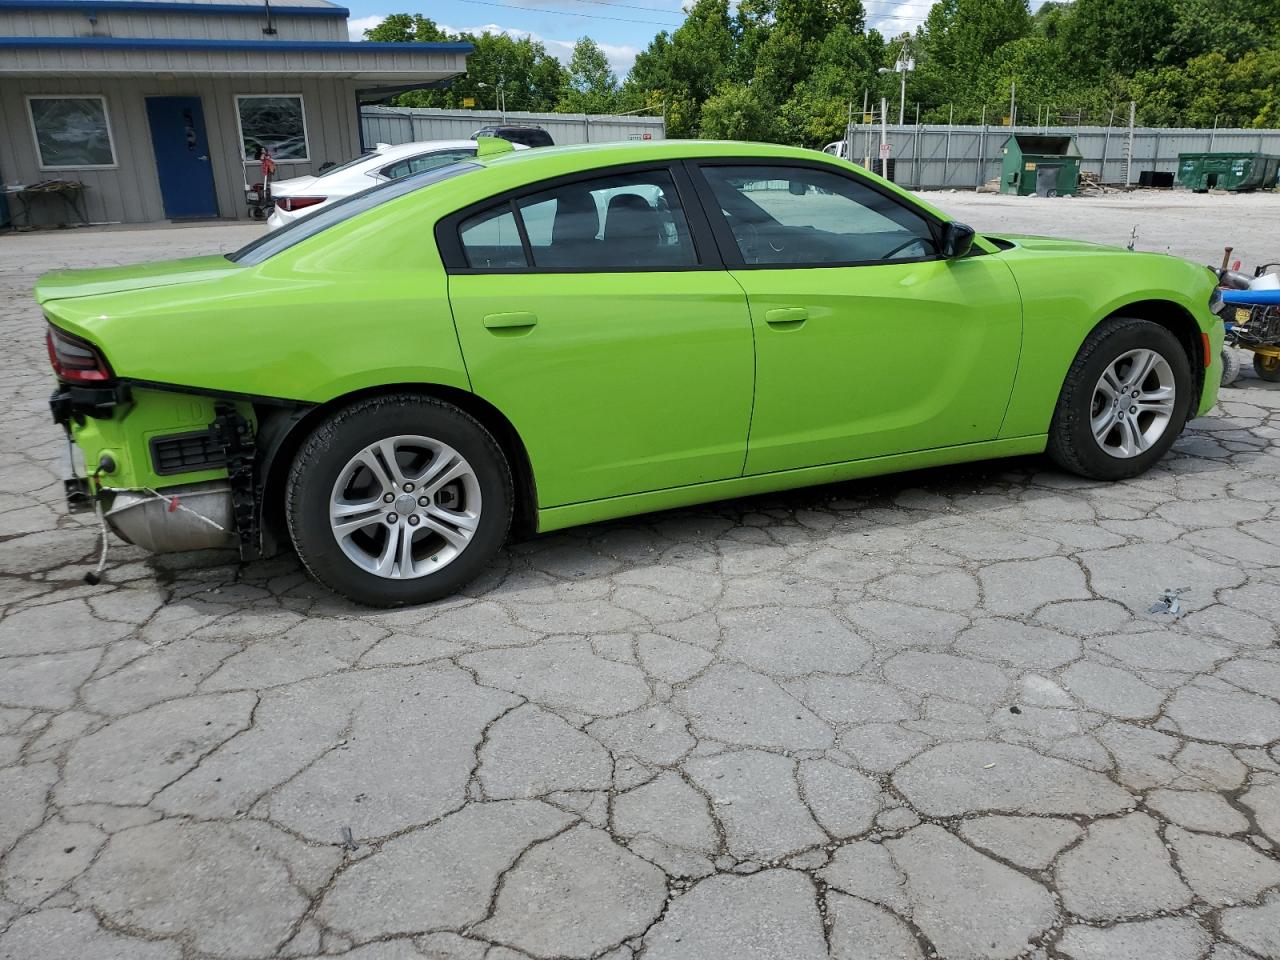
[1209,113,1218,151]
[944,103,953,189]
[1009,81,1016,127]
[881,96,888,177]
[845,101,853,161]
[1125,100,1136,186]
[977,104,987,189]
[1101,106,1115,181]
[861,89,869,167]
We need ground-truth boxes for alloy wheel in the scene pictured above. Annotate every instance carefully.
[1090,348,1177,459]
[328,435,481,579]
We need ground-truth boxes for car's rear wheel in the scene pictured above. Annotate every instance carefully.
[1047,317,1193,480]
[286,394,512,606]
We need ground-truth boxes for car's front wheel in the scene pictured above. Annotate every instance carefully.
[286,395,512,606]
[1047,317,1193,480]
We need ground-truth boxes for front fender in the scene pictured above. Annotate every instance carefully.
[997,249,1217,438]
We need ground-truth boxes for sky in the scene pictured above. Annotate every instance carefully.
[344,0,952,77]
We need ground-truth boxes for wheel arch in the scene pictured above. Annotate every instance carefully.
[1088,298,1205,405]
[255,383,538,556]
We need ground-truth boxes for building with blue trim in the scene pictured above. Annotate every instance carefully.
[0,0,471,224]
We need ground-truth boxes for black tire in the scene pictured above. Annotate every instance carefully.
[1047,317,1193,481]
[1221,349,1242,387]
[1253,353,1280,382]
[286,394,513,606]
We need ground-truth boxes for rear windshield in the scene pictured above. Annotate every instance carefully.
[316,151,382,178]
[228,161,480,266]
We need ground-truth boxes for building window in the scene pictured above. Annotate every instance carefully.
[235,95,309,163]
[27,96,117,169]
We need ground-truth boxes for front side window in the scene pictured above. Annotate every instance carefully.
[699,164,938,266]
[381,149,476,181]
[27,96,116,169]
[516,170,696,270]
[236,95,308,162]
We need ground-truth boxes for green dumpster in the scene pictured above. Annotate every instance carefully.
[1177,152,1280,192]
[999,134,1082,197]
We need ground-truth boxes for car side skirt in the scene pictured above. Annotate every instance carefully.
[536,435,1049,533]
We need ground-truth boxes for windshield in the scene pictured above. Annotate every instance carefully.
[228,162,480,266]
[316,151,382,178]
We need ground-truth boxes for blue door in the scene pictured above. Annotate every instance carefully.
[145,96,218,219]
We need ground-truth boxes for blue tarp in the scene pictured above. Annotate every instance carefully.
[1222,288,1280,306]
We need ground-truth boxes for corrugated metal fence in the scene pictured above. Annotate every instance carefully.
[360,107,666,148]
[842,124,1280,189]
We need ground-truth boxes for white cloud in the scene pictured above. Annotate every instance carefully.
[347,14,386,41]
[349,14,639,75]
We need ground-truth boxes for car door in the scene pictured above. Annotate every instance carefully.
[442,164,755,508]
[690,160,1023,476]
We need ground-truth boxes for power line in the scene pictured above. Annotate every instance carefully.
[451,0,933,28]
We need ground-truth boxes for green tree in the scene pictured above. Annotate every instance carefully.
[363,12,449,43]
[392,31,568,111]
[558,37,620,114]
[1129,48,1280,127]
[910,0,1033,114]
[620,0,735,136]
[1055,0,1175,76]
[699,82,778,140]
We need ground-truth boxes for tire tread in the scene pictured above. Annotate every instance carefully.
[1047,316,1191,480]
[285,392,513,606]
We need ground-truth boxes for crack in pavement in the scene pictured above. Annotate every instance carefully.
[2,224,1280,960]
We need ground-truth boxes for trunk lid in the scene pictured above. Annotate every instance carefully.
[271,174,319,196]
[34,255,241,304]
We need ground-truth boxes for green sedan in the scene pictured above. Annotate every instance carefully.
[39,139,1222,605]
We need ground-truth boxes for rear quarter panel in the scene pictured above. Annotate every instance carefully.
[42,193,471,403]
[995,243,1219,438]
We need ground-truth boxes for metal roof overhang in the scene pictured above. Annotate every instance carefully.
[0,1,351,16]
[0,37,472,83]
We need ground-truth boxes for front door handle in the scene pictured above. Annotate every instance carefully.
[764,307,808,327]
[482,311,538,330]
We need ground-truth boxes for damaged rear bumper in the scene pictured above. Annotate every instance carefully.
[51,382,259,556]
[103,481,237,553]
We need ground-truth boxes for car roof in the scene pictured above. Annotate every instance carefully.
[476,138,822,168]
[371,139,479,160]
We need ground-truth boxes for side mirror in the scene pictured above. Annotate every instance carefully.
[942,221,975,259]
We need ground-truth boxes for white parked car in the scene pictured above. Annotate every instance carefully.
[267,140,525,229]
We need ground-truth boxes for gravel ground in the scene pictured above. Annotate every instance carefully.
[919,188,1280,267]
[1,210,1279,960]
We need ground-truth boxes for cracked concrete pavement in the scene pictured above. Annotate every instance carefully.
[1,221,1279,960]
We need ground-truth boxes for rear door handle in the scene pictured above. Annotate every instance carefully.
[482,311,538,330]
[764,307,808,327]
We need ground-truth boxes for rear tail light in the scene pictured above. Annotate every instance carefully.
[47,324,113,383]
[277,196,326,212]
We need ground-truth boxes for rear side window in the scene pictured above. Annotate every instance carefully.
[228,161,479,265]
[459,205,526,269]
[380,149,476,181]
[453,168,697,272]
